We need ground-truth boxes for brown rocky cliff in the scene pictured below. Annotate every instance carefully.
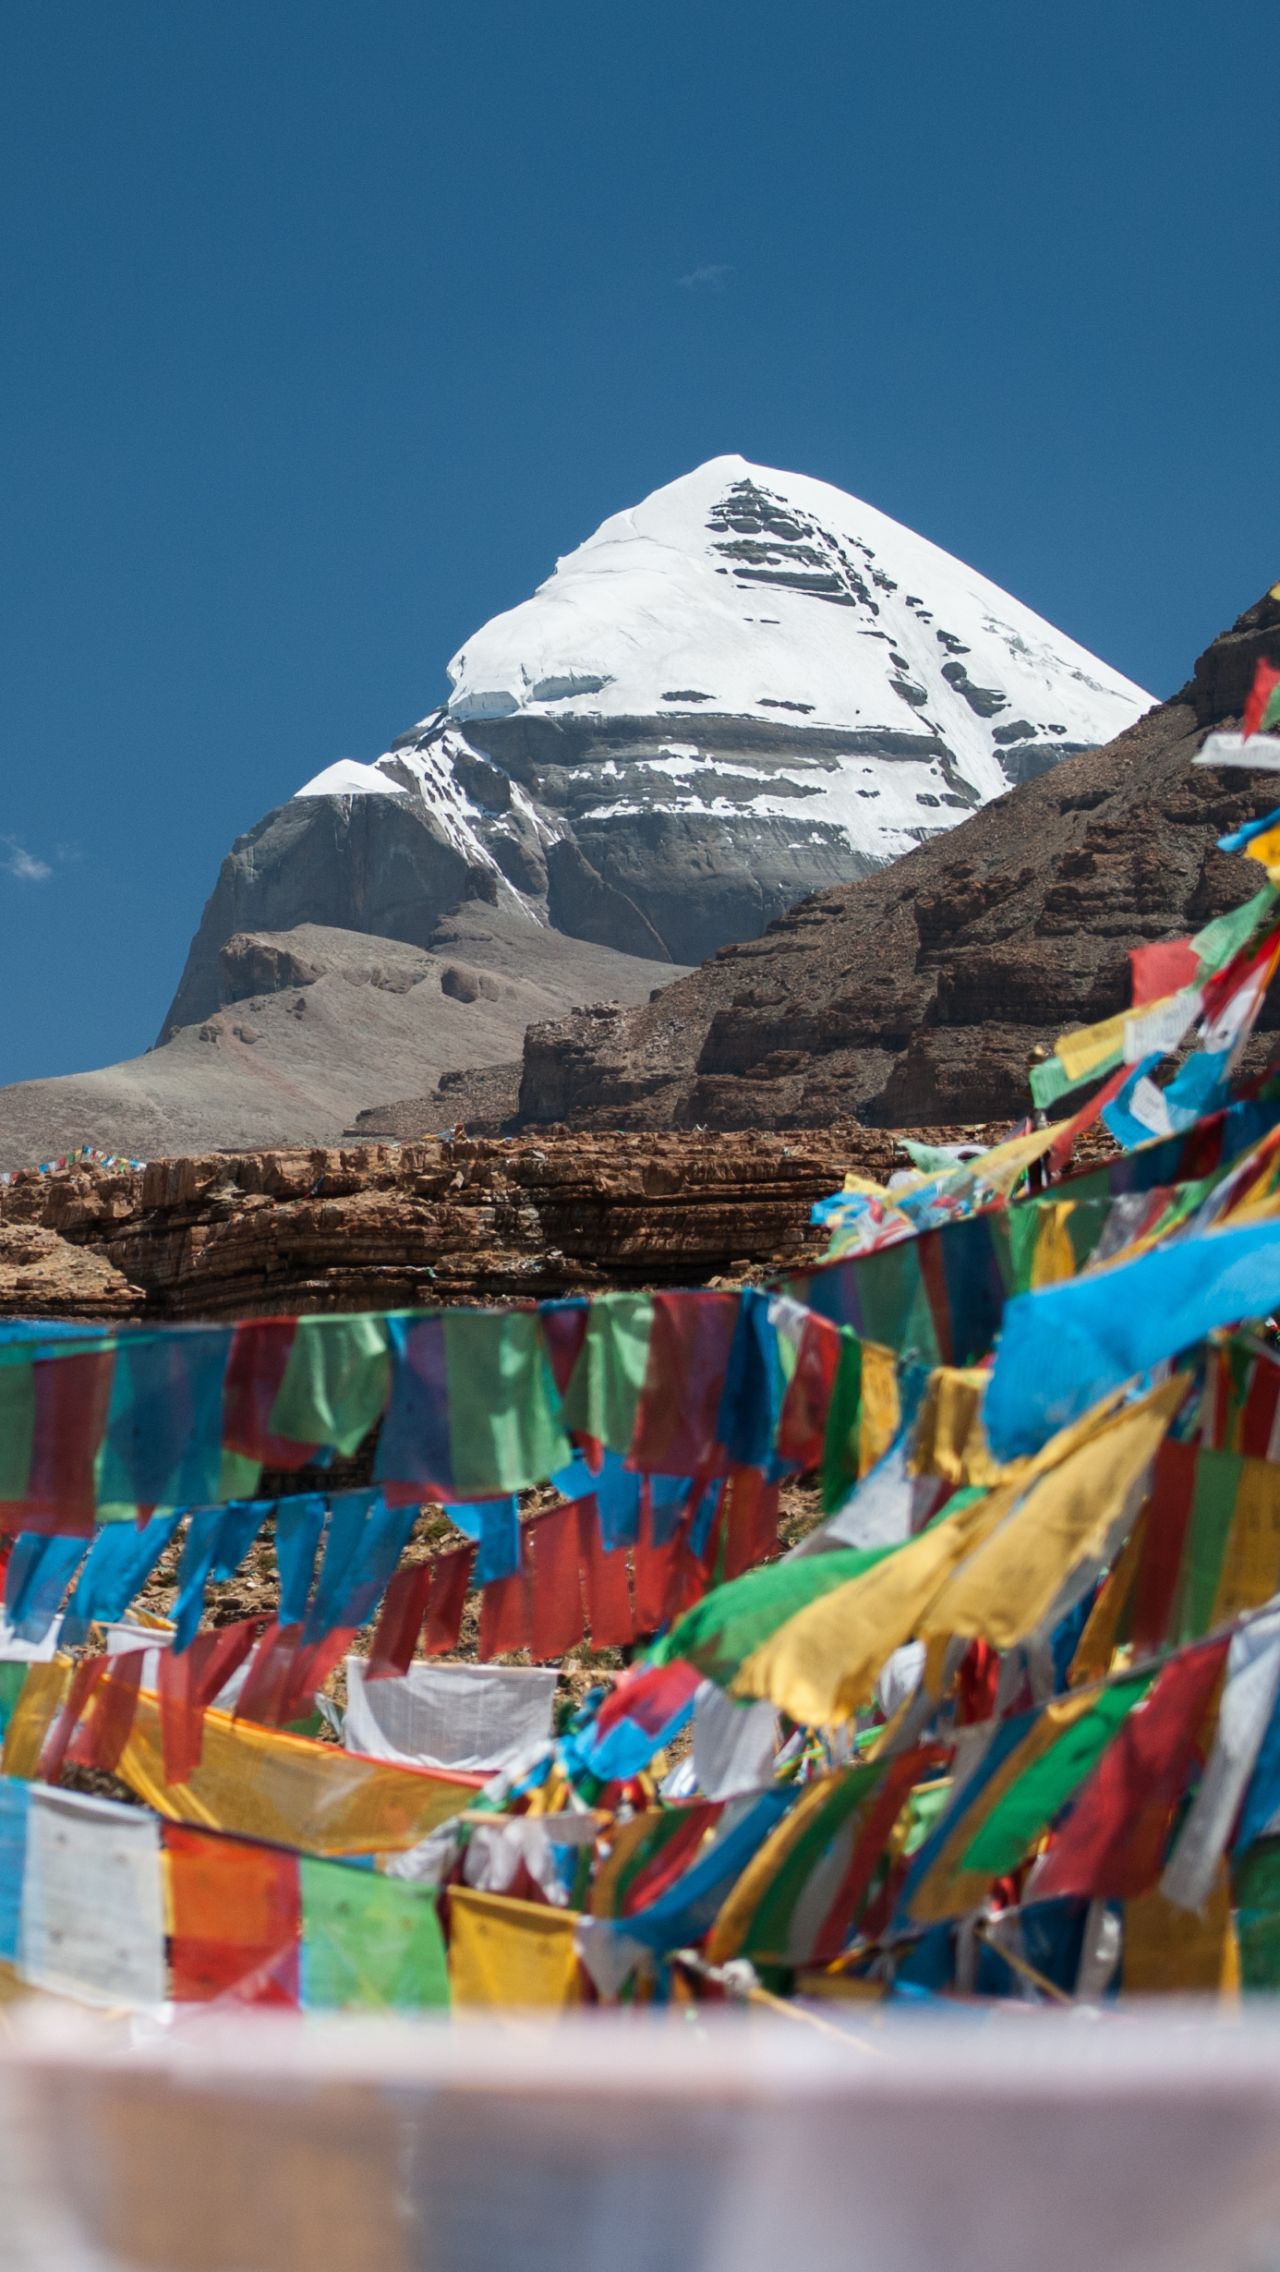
[0,1128,926,1320]
[512,592,1280,1130]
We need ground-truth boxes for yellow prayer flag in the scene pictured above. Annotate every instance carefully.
[1122,1867,1240,1998]
[1208,1455,1280,1627]
[911,1366,1000,1486]
[1,1661,71,1779]
[858,1341,901,1477]
[114,1692,477,1855]
[448,1887,584,2009]
[1053,1007,1134,1082]
[731,1485,1013,1725]
[1069,1509,1147,1686]
[1247,826,1280,883]
[1029,1202,1079,1290]
[918,1378,1185,1655]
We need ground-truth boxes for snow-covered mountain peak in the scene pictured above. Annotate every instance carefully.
[279,457,1155,969]
[443,455,1150,772]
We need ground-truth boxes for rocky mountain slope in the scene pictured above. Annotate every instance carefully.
[0,909,680,1170]
[503,591,1280,1130]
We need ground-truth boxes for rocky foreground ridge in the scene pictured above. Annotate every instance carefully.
[498,591,1280,1130]
[0,1128,925,1320]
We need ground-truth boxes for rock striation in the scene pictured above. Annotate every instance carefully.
[0,1128,920,1320]
[508,592,1280,1130]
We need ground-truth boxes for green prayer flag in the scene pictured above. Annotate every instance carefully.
[0,1663,28,1743]
[1029,1053,1080,1111]
[0,1356,36,1505]
[1234,1838,1280,1990]
[561,1294,654,1453]
[445,1310,571,1492]
[858,1240,938,1365]
[270,1315,392,1457]
[1193,885,1278,974]
[961,1672,1153,1878]
[653,1541,898,1687]
[299,1858,449,2011]
[1172,1449,1240,1643]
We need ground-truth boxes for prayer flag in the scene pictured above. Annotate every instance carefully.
[300,1856,448,2011]
[448,1887,583,2008]
[164,1821,300,2006]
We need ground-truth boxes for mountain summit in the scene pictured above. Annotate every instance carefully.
[443,453,1147,809]
[166,457,1150,1034]
[0,462,1153,1166]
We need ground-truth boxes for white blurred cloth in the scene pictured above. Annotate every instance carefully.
[692,1683,777,1799]
[343,1657,559,1773]
[20,1786,164,2009]
[0,1617,63,1665]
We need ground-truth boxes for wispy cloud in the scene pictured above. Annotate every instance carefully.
[1,837,53,883]
[678,262,733,292]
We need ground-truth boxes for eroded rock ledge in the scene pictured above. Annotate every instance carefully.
[0,1125,985,1321]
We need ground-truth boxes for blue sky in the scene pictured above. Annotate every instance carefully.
[3,0,1278,1088]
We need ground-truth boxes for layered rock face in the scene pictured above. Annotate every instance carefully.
[0,1130,910,1319]
[511,593,1280,1130]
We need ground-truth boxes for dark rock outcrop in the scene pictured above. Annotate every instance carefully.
[162,794,499,1037]
[511,593,1280,1129]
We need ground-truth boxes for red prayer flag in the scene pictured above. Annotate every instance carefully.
[1034,1637,1229,1902]
[634,1518,681,1635]
[222,1319,313,1469]
[278,1625,355,1725]
[165,1822,301,2007]
[38,1654,107,1782]
[233,1621,304,1728]
[25,1350,116,1529]
[86,1651,145,1773]
[540,1304,589,1397]
[723,1468,779,1581]
[1129,938,1200,1007]
[193,1618,263,1706]
[1129,1439,1198,1654]
[956,1639,1000,1727]
[776,1312,843,1468]
[631,1293,740,1475]
[158,1640,204,1786]
[365,1561,433,1681]
[424,1542,474,1655]
[578,1499,635,1648]
[1244,657,1280,739]
[477,1567,531,1660]
[529,1503,586,1661]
